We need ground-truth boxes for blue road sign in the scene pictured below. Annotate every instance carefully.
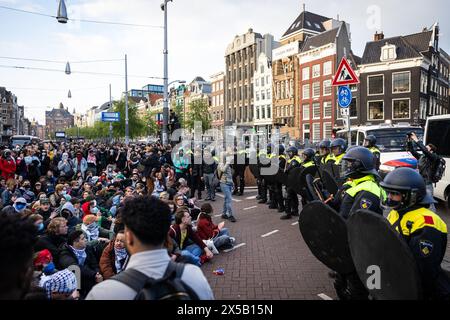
[101,112,120,122]
[338,86,352,108]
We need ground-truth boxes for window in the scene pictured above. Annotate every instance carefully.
[256,107,260,120]
[313,82,320,97]
[261,77,265,87]
[266,75,270,84]
[303,84,310,99]
[261,91,265,100]
[421,72,428,93]
[368,101,384,120]
[276,82,281,100]
[256,91,260,101]
[323,61,332,75]
[312,64,320,78]
[368,75,384,95]
[323,80,332,96]
[266,89,271,100]
[255,78,259,87]
[381,44,396,61]
[261,106,265,119]
[313,103,320,119]
[313,123,321,141]
[303,124,310,140]
[290,105,294,117]
[393,72,410,93]
[302,67,310,81]
[324,122,332,138]
[281,81,285,99]
[289,80,294,98]
[323,101,332,118]
[393,99,410,119]
[303,104,310,120]
[267,106,271,119]
[260,65,264,73]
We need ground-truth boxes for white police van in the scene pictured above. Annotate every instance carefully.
[424,115,450,206]
[336,123,424,177]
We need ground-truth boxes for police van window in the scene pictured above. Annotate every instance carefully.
[367,128,424,152]
[426,120,450,157]
[351,131,357,145]
[358,132,365,146]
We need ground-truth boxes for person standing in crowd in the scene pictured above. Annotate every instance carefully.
[190,148,203,200]
[406,132,440,212]
[218,150,236,223]
[363,135,381,171]
[86,196,214,300]
[202,149,218,201]
[0,149,16,181]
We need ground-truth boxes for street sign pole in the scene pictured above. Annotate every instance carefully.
[109,84,113,143]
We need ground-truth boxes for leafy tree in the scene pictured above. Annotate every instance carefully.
[111,99,146,139]
[185,99,211,132]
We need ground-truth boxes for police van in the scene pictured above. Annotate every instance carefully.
[424,115,450,206]
[336,123,424,177]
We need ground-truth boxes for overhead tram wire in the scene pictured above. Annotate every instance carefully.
[0,56,124,64]
[0,5,163,29]
[0,64,164,80]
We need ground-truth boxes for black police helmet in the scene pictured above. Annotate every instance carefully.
[319,139,331,149]
[364,135,377,147]
[278,144,285,155]
[380,167,435,207]
[341,146,379,179]
[302,148,316,161]
[287,146,298,156]
[330,138,347,153]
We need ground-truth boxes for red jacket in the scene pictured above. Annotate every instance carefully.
[168,224,206,251]
[196,213,219,241]
[0,158,16,180]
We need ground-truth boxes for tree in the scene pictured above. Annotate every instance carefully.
[185,99,211,132]
[173,100,184,129]
[145,111,159,137]
[111,99,146,139]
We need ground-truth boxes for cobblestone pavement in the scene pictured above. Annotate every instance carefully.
[197,187,450,300]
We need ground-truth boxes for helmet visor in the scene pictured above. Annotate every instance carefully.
[340,159,355,179]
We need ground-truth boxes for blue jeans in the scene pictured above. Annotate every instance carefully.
[203,173,216,200]
[213,228,231,249]
[220,183,234,217]
[181,244,202,267]
[426,183,436,212]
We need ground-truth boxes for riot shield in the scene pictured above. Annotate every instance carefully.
[321,168,339,196]
[286,167,302,191]
[347,210,422,300]
[249,164,260,179]
[299,201,355,274]
[305,174,324,202]
[275,170,287,184]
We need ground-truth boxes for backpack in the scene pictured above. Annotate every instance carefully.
[432,156,446,184]
[112,261,199,300]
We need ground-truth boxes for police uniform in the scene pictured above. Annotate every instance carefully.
[388,207,450,299]
[367,146,381,171]
[283,154,302,216]
[257,149,269,203]
[232,148,248,195]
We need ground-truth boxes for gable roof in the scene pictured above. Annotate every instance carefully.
[300,27,339,52]
[361,30,433,65]
[282,11,330,38]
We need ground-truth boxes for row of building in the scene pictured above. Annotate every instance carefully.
[0,87,46,143]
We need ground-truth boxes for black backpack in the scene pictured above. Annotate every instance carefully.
[432,156,446,184]
[112,261,199,300]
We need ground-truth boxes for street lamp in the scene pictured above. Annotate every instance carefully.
[68,90,71,98]
[161,0,173,145]
[57,0,68,24]
[65,62,71,75]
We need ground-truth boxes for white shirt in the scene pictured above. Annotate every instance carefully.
[85,249,214,300]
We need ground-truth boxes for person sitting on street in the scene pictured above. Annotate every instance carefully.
[99,230,129,280]
[196,203,235,250]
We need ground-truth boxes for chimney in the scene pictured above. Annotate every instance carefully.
[374,31,384,41]
[302,3,306,12]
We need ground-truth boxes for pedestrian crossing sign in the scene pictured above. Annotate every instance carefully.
[332,57,360,86]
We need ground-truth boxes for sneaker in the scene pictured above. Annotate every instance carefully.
[229,216,237,223]
[278,207,286,213]
[221,214,229,219]
[292,212,299,217]
[211,198,216,202]
[257,199,267,204]
[229,237,236,245]
[280,214,292,220]
[238,192,243,196]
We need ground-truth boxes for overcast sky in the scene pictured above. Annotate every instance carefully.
[0,0,448,124]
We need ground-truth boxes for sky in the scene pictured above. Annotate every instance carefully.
[0,0,448,124]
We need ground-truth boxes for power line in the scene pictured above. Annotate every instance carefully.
[0,64,164,80]
[0,56,124,64]
[0,5,163,29]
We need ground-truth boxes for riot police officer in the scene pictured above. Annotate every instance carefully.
[329,146,384,300]
[329,138,347,165]
[268,145,286,213]
[380,168,450,300]
[257,144,272,204]
[232,143,247,196]
[363,135,381,171]
[318,139,333,165]
[281,146,302,220]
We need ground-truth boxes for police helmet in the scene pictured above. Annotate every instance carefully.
[340,146,379,179]
[330,138,347,153]
[319,139,331,149]
[302,148,316,161]
[267,143,273,153]
[278,144,285,155]
[364,135,377,148]
[287,146,298,157]
[380,167,436,210]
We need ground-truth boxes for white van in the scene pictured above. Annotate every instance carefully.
[337,123,424,177]
[424,115,450,206]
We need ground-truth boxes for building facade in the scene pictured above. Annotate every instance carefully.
[224,29,277,131]
[358,24,449,126]
[0,87,29,142]
[184,76,212,114]
[45,103,74,138]
[297,21,355,143]
[210,72,225,130]
[253,52,274,137]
